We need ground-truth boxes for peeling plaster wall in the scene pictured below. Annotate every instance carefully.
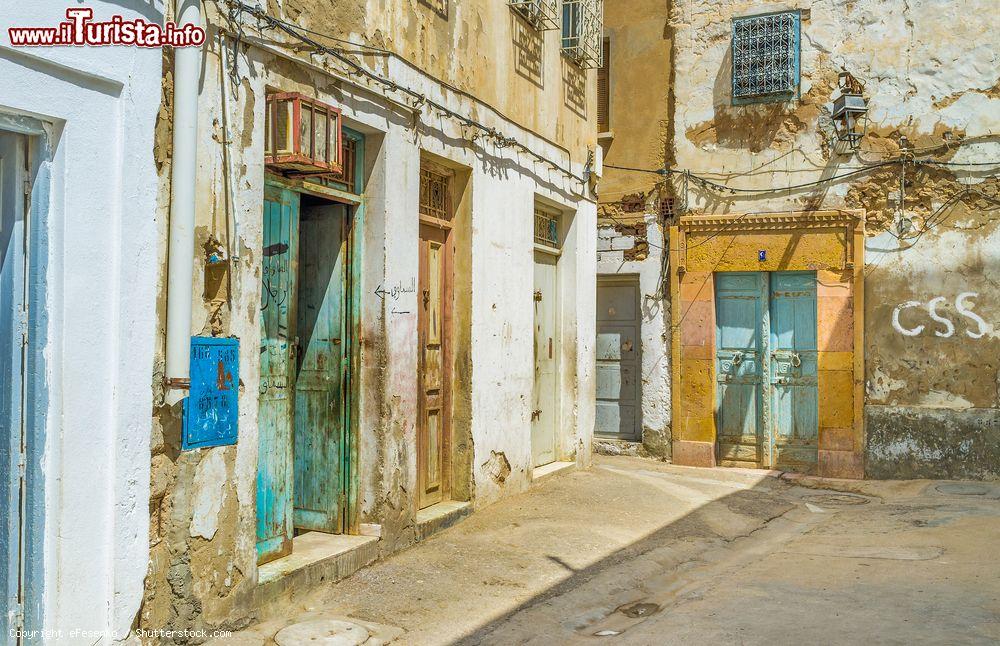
[596,218,672,457]
[671,0,1000,478]
[265,0,597,159]
[143,1,597,635]
[596,0,674,457]
[0,2,163,641]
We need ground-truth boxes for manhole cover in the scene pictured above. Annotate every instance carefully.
[801,493,870,506]
[275,619,371,645]
[618,602,660,618]
[935,483,990,496]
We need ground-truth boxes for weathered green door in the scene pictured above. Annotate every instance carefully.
[715,273,766,467]
[257,184,299,564]
[294,203,348,533]
[769,272,818,472]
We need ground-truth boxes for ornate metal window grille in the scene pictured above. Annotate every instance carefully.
[731,11,800,103]
[420,168,451,220]
[561,0,603,69]
[509,0,559,31]
[534,208,560,246]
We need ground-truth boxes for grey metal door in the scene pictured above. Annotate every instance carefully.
[1,130,27,637]
[596,276,641,440]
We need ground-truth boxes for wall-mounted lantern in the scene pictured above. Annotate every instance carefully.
[831,71,868,148]
[265,92,343,176]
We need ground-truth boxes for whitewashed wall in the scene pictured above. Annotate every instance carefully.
[0,1,164,641]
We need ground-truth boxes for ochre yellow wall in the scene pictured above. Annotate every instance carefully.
[598,0,672,210]
[670,214,864,477]
[248,0,596,157]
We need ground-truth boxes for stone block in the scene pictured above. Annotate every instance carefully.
[819,370,853,428]
[672,440,717,468]
[818,296,854,352]
[818,449,863,479]
[820,426,855,452]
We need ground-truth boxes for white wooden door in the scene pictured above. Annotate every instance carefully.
[532,250,559,467]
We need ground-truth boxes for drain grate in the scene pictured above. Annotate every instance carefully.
[801,492,871,506]
[617,601,661,618]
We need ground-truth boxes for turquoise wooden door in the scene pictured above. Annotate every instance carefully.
[0,130,27,637]
[293,203,347,533]
[769,272,819,472]
[715,273,766,467]
[257,185,300,564]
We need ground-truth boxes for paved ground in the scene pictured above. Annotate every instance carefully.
[223,455,1000,645]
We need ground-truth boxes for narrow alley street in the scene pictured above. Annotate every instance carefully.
[221,456,1000,645]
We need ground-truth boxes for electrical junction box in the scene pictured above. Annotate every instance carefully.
[182,336,239,450]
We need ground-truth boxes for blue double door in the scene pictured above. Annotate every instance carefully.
[257,185,351,564]
[715,272,818,473]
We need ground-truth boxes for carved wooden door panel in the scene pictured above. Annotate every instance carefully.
[257,184,299,564]
[769,271,819,473]
[715,272,766,468]
[293,203,348,533]
[418,224,451,508]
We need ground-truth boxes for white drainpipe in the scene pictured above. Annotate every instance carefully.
[165,0,203,404]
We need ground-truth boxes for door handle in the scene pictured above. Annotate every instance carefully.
[531,409,542,421]
[548,338,553,359]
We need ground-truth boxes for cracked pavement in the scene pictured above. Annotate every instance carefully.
[221,456,1000,645]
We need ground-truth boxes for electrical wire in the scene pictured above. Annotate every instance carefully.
[217,0,588,190]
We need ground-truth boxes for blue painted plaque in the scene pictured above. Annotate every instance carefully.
[758,249,767,262]
[183,336,239,450]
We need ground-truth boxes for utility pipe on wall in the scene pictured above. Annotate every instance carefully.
[165,0,203,404]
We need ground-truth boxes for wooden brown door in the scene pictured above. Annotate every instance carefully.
[418,223,451,508]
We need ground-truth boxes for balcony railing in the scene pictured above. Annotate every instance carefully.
[561,0,603,69]
[509,0,560,31]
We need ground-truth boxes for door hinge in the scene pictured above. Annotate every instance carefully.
[534,290,543,302]
[22,179,31,197]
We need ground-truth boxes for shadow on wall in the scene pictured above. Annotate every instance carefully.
[562,59,587,118]
[512,13,544,89]
[682,46,827,154]
[418,0,449,20]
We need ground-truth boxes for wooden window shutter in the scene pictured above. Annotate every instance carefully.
[597,37,610,132]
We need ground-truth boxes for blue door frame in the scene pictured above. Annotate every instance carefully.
[1,114,50,639]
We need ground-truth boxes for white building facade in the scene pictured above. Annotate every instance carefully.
[0,1,163,642]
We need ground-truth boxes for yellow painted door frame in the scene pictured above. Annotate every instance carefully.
[669,210,865,478]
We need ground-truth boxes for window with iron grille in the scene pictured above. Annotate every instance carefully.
[419,167,451,220]
[562,0,604,69]
[534,208,560,247]
[509,0,559,31]
[731,11,800,104]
